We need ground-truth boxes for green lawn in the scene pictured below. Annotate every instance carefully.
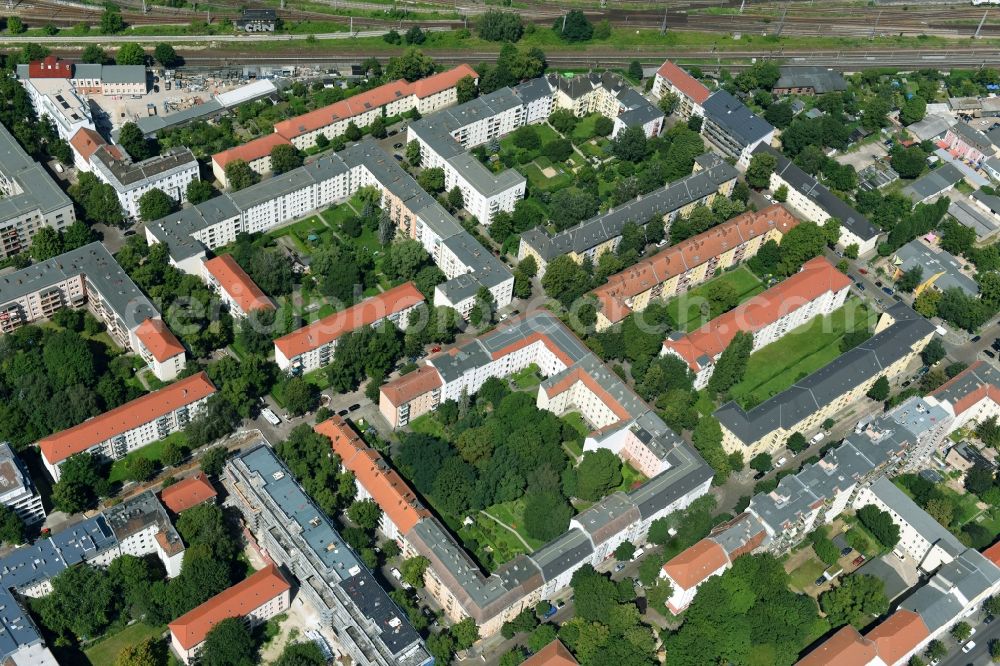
[617,462,647,492]
[511,363,542,390]
[571,113,604,143]
[485,498,546,551]
[787,556,826,592]
[408,413,447,439]
[84,623,166,666]
[578,139,607,159]
[321,202,357,228]
[458,511,533,572]
[665,266,765,332]
[562,412,590,439]
[107,432,188,484]
[522,162,573,192]
[729,298,876,409]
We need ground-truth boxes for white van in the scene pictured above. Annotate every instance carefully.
[261,407,281,426]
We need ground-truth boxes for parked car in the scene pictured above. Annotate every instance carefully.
[614,563,626,572]
[972,335,982,343]
[852,555,865,566]
[840,547,852,556]
[393,142,403,149]
[986,349,997,359]
[348,403,361,412]
[337,408,349,417]
[881,286,894,296]
[875,280,884,287]
[858,268,868,275]
[430,346,442,353]
[963,640,976,653]
[814,577,826,586]
[992,338,1000,351]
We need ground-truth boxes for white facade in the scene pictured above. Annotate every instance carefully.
[0,443,46,525]
[90,148,199,220]
[171,588,290,664]
[136,338,185,382]
[24,79,94,142]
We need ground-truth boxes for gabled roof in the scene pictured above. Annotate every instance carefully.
[655,59,711,104]
[159,472,217,514]
[274,282,423,359]
[28,56,71,79]
[38,372,216,466]
[795,626,875,666]
[135,318,185,363]
[168,564,289,650]
[211,133,291,169]
[380,366,443,407]
[69,127,122,164]
[865,609,930,665]
[660,538,729,590]
[202,254,274,314]
[522,640,579,666]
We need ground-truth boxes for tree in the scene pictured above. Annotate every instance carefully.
[117,122,152,161]
[554,10,593,42]
[273,642,326,666]
[418,167,446,194]
[270,144,302,175]
[952,621,973,642]
[348,499,382,532]
[891,146,928,179]
[153,43,179,67]
[81,45,109,64]
[991,639,1000,663]
[344,121,362,142]
[614,541,636,561]
[609,126,648,162]
[370,115,387,139]
[225,160,258,191]
[774,184,789,202]
[541,255,590,306]
[282,377,320,416]
[857,504,901,548]
[186,179,214,205]
[594,115,615,137]
[52,452,105,513]
[524,490,573,540]
[867,375,890,402]
[658,92,679,116]
[764,101,794,129]
[749,453,772,474]
[707,331,753,396]
[385,48,435,82]
[965,464,995,496]
[404,25,426,45]
[128,456,155,482]
[926,497,954,527]
[7,17,24,34]
[161,441,184,467]
[405,139,421,166]
[138,188,176,222]
[897,266,924,293]
[101,5,125,33]
[940,218,977,257]
[543,138,574,163]
[549,108,579,134]
[576,449,623,501]
[200,617,255,666]
[900,95,927,126]
[115,42,146,66]
[746,152,777,189]
[915,289,941,318]
[0,505,24,545]
[37,564,118,640]
[786,431,808,453]
[200,446,227,477]
[447,185,465,212]
[921,338,946,366]
[477,10,524,42]
[31,227,63,261]
[691,416,730,482]
[115,637,161,666]
[400,555,430,588]
[820,575,889,628]
[925,640,947,662]
[985,595,1000,618]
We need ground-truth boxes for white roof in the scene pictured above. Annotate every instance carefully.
[216,80,277,108]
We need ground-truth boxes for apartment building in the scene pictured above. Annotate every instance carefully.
[547,71,664,139]
[941,122,997,164]
[201,254,274,319]
[37,372,216,481]
[701,90,775,167]
[0,442,45,525]
[159,471,217,515]
[134,318,186,382]
[95,490,186,578]
[169,564,291,664]
[69,126,124,173]
[519,152,738,277]
[20,77,94,142]
[90,146,199,220]
[591,204,799,331]
[660,513,769,613]
[367,310,713,635]
[663,257,852,389]
[0,123,76,259]
[753,144,882,255]
[211,133,292,187]
[715,303,936,458]
[224,444,433,666]
[652,59,712,119]
[274,282,424,373]
[931,360,1000,433]
[147,139,513,316]
[892,238,980,297]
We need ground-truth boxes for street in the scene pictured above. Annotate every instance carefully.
[939,609,997,666]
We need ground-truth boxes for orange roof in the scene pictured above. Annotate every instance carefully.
[865,609,930,666]
[135,318,185,363]
[522,640,579,666]
[211,133,291,170]
[380,366,443,407]
[160,472,217,514]
[660,538,729,590]
[203,255,274,315]
[315,417,430,534]
[486,330,576,368]
[169,564,290,651]
[543,367,632,424]
[28,56,71,79]
[38,372,216,466]
[593,205,799,325]
[931,360,1000,417]
[69,127,122,164]
[664,257,851,370]
[656,59,711,104]
[274,282,424,360]
[795,626,875,666]
[984,540,1000,567]
[274,64,476,139]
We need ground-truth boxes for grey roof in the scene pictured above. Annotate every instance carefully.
[894,239,979,296]
[0,123,73,223]
[521,153,738,261]
[902,163,964,202]
[974,190,1000,215]
[932,360,1000,406]
[0,242,157,329]
[134,99,224,136]
[72,63,102,80]
[949,97,982,111]
[717,303,935,447]
[774,67,847,94]
[528,528,593,580]
[949,122,996,155]
[901,549,1000,631]
[948,200,1000,239]
[868,477,964,556]
[447,151,525,198]
[907,114,957,142]
[855,556,911,602]
[754,144,880,242]
[513,76,554,104]
[702,90,775,147]
[235,444,423,657]
[103,490,183,554]
[100,65,146,85]
[91,146,196,189]
[709,512,770,555]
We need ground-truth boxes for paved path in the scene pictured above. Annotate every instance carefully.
[480,510,532,551]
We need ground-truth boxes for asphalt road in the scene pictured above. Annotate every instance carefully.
[939,613,998,666]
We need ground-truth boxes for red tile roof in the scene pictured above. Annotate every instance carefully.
[315,417,430,534]
[593,205,800,325]
[795,626,875,666]
[660,538,729,590]
[169,564,290,651]
[522,640,579,666]
[69,128,123,164]
[274,282,424,360]
[543,367,632,424]
[864,609,930,666]
[28,56,72,79]
[984,540,1000,567]
[656,59,711,104]
[211,133,291,170]
[135,318,185,363]
[274,64,477,139]
[663,257,851,371]
[160,472,217,514]
[380,366,443,407]
[931,360,1000,417]
[38,372,216,466]
[203,255,274,315]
